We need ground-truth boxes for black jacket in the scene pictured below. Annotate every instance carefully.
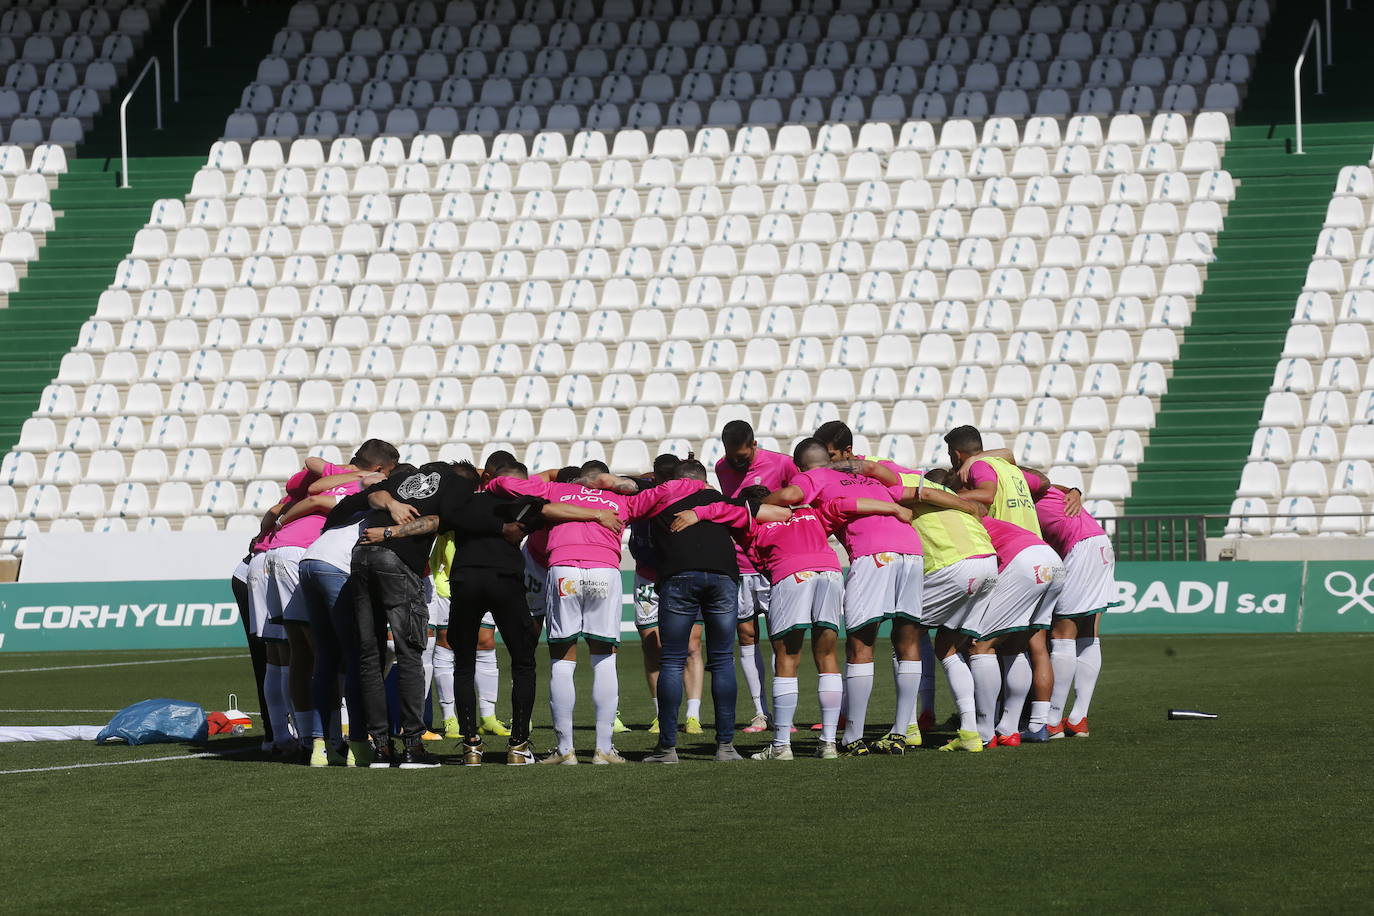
[649,489,752,581]
[442,492,546,576]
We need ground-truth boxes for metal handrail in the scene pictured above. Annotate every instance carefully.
[1104,512,1374,519]
[119,57,162,189]
[1324,0,1335,67]
[1294,19,1324,156]
[1098,511,1374,560]
[172,0,213,103]
[1099,514,1208,561]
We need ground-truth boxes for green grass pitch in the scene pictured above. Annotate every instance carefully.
[1,634,1369,913]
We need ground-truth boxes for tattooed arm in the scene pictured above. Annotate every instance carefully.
[359,515,440,544]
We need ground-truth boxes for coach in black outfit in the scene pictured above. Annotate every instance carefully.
[353,461,474,768]
[438,460,544,765]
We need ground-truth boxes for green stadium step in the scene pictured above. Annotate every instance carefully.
[0,4,285,454]
[0,157,201,453]
[1125,1,1374,518]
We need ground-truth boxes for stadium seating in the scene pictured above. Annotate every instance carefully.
[0,0,1280,548]
[229,0,1265,141]
[0,142,64,298]
[0,0,159,316]
[1233,160,1374,537]
[0,105,1236,544]
[0,0,165,149]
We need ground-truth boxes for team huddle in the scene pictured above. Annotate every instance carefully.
[231,418,1111,767]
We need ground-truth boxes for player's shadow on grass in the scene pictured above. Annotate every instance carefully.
[194,735,273,762]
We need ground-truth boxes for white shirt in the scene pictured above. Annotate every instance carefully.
[301,514,366,573]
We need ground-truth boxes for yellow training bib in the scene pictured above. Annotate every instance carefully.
[902,474,995,575]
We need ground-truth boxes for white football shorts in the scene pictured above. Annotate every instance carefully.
[1055,535,1116,619]
[523,547,547,617]
[425,579,447,628]
[844,552,921,632]
[737,572,771,622]
[546,565,621,644]
[246,551,284,641]
[265,545,307,626]
[965,545,1065,640]
[633,571,659,631]
[921,555,1000,631]
[766,570,843,637]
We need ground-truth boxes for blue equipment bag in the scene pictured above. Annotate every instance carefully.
[96,699,209,746]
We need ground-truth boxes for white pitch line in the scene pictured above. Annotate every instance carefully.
[0,747,251,776]
[0,708,122,713]
[0,654,246,674]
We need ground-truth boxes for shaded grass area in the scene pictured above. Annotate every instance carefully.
[1,634,1370,912]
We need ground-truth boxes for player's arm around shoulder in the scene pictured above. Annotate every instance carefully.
[956,458,999,506]
[836,495,914,525]
[762,485,804,506]
[276,492,339,526]
[543,502,624,534]
[361,515,440,543]
[908,485,987,519]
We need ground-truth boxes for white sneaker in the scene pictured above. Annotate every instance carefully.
[741,714,770,733]
[751,743,794,761]
[538,749,578,766]
[815,740,839,759]
[592,747,628,765]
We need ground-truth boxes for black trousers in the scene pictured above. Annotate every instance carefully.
[351,545,428,745]
[449,568,538,743]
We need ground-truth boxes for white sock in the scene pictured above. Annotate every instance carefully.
[996,653,1032,737]
[918,632,936,722]
[940,654,977,733]
[422,635,436,709]
[433,645,456,720]
[969,654,1001,745]
[475,648,499,718]
[1049,638,1076,723]
[1029,700,1051,730]
[739,643,768,717]
[549,658,576,754]
[685,697,701,719]
[590,652,618,754]
[817,672,842,743]
[1070,637,1102,722]
[771,677,798,747]
[891,659,921,736]
[263,663,291,746]
[842,662,875,744]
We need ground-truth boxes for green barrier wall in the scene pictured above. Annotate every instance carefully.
[0,579,242,651]
[3,562,1373,651]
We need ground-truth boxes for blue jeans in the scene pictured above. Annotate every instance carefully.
[657,571,738,747]
[300,559,357,743]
